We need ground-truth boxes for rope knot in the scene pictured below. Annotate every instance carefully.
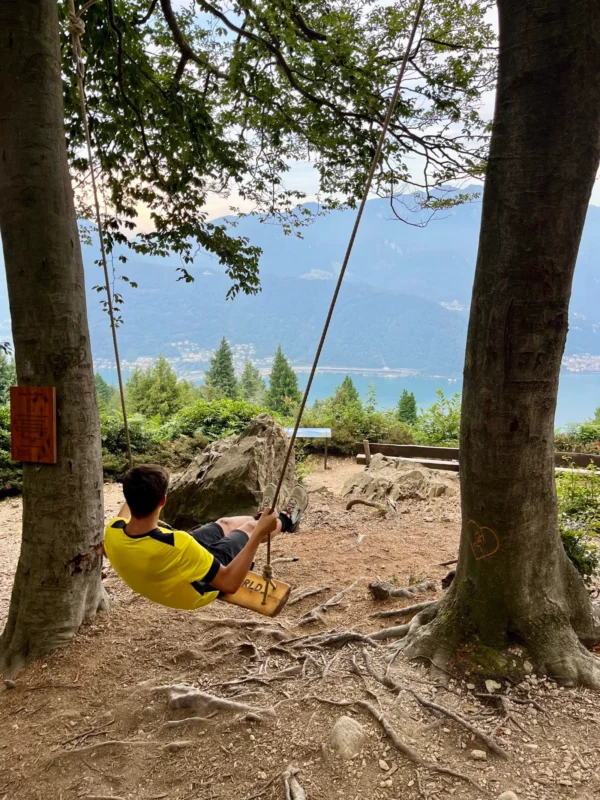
[262,563,274,583]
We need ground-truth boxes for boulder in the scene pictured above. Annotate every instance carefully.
[163,414,296,529]
[329,715,366,760]
[342,453,458,503]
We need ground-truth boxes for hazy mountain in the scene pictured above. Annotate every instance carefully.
[0,188,599,379]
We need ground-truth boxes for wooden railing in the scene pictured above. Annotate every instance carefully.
[354,442,600,472]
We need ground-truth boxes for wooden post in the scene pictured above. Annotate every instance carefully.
[324,438,328,470]
[363,439,371,469]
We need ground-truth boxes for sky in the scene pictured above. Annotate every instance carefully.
[136,2,600,228]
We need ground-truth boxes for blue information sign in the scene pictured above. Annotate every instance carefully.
[283,427,332,438]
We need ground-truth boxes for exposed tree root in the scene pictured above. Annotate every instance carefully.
[297,578,363,626]
[346,499,387,512]
[370,600,435,620]
[161,716,214,730]
[370,624,410,641]
[159,684,276,719]
[55,739,192,758]
[369,580,436,601]
[288,587,331,606]
[283,766,307,800]
[309,695,480,788]
[215,664,302,689]
[359,651,509,759]
[284,630,378,651]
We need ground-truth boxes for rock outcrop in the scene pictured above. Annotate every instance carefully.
[342,453,458,503]
[163,414,296,529]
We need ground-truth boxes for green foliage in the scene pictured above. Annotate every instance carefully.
[239,361,267,405]
[416,389,461,446]
[95,373,116,408]
[161,398,265,442]
[556,464,600,584]
[60,0,495,299]
[336,376,360,407]
[204,338,238,400]
[397,389,417,425]
[0,405,22,497]
[267,345,301,415]
[300,381,414,455]
[0,352,16,406]
[126,355,196,418]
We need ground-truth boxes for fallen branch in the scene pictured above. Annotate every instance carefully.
[438,559,458,567]
[361,652,509,759]
[271,557,300,566]
[370,600,435,620]
[161,684,276,719]
[288,587,331,606]
[309,695,478,787]
[369,580,436,601]
[298,578,363,626]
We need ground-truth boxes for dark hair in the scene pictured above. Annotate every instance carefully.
[123,464,169,517]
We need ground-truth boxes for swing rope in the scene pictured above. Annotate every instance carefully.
[68,0,426,605]
[262,0,426,603]
[68,0,133,469]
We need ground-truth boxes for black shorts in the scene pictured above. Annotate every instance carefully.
[188,522,249,591]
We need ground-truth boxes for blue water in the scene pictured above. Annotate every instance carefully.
[299,372,600,429]
[96,367,600,429]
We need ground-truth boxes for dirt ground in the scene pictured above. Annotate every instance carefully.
[1,457,599,800]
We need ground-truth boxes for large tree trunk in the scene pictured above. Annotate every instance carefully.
[402,0,600,686]
[0,0,107,671]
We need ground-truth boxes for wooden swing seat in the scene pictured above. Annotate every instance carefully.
[220,570,291,617]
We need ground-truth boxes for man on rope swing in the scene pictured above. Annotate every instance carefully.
[104,464,308,610]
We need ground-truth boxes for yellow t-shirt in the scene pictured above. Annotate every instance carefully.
[103,517,219,609]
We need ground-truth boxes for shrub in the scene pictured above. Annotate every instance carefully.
[100,413,158,455]
[556,464,600,584]
[415,389,461,447]
[161,398,266,441]
[0,405,22,497]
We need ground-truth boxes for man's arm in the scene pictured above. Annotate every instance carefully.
[209,511,278,595]
[116,501,131,520]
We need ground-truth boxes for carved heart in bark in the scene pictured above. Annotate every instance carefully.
[467,519,499,561]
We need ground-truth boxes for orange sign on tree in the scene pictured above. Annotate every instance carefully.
[10,386,57,464]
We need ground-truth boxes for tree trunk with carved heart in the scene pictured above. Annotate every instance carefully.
[0,0,108,671]
[400,0,600,686]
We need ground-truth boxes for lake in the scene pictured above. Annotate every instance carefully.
[299,371,600,429]
[96,366,600,429]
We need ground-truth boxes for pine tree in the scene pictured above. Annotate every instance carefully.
[397,389,417,425]
[204,337,238,399]
[126,355,183,417]
[267,345,301,414]
[94,373,115,407]
[335,375,361,407]
[239,361,267,405]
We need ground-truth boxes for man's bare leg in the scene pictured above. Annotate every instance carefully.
[216,516,282,537]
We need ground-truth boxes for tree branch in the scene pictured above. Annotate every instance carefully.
[159,0,229,83]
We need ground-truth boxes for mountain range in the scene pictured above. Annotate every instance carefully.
[0,188,599,380]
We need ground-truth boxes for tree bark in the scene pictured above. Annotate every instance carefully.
[402,0,600,686]
[0,0,107,671]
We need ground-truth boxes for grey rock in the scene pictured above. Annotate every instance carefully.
[342,454,458,504]
[497,793,519,800]
[470,749,487,761]
[163,414,296,528]
[329,716,367,760]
